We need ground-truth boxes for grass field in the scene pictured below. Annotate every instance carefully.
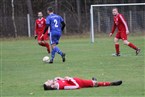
[0,35,144,97]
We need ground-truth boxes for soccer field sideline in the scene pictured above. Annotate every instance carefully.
[0,36,144,97]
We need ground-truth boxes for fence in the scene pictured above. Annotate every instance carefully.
[0,13,90,37]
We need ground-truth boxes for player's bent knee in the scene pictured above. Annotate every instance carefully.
[123,42,127,45]
[114,40,119,44]
[123,40,129,45]
[38,41,42,44]
[114,38,119,43]
[51,44,56,48]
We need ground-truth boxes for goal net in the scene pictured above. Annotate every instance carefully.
[90,3,145,43]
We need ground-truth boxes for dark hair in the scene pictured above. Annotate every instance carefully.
[43,84,56,90]
[47,7,54,12]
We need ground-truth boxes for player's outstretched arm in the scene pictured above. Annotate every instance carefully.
[54,77,64,81]
[64,79,79,90]
[64,76,73,80]
[109,33,113,37]
[34,21,38,39]
[109,22,116,37]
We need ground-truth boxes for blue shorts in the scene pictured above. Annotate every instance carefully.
[50,31,61,45]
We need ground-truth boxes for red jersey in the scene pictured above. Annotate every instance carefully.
[57,79,79,90]
[56,78,93,90]
[111,14,129,34]
[35,17,46,36]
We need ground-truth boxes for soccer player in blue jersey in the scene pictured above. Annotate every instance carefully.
[42,7,66,64]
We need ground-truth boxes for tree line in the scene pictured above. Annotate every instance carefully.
[0,0,144,37]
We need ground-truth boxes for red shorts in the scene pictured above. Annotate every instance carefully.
[73,78,94,88]
[37,33,49,41]
[115,31,127,40]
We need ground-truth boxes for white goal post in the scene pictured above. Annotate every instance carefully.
[90,3,145,43]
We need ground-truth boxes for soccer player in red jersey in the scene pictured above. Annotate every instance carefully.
[34,12,50,54]
[43,76,122,90]
[109,8,140,56]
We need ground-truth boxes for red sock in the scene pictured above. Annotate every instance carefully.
[128,43,137,50]
[97,82,111,87]
[45,43,51,53]
[39,43,45,47]
[115,44,120,54]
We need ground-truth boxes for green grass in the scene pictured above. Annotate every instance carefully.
[0,36,144,97]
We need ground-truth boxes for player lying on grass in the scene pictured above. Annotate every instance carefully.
[43,76,122,90]
[34,12,50,54]
[109,8,140,56]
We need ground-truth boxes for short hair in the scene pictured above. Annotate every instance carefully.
[43,84,56,90]
[38,11,42,14]
[47,7,54,12]
[112,7,118,11]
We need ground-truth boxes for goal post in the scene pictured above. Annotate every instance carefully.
[90,3,145,43]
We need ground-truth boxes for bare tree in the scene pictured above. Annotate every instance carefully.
[11,0,17,37]
[1,0,145,36]
[76,0,82,33]
[55,0,58,13]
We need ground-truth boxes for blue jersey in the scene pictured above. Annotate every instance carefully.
[46,14,64,33]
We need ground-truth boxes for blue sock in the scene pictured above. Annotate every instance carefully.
[55,46,63,56]
[51,48,56,60]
